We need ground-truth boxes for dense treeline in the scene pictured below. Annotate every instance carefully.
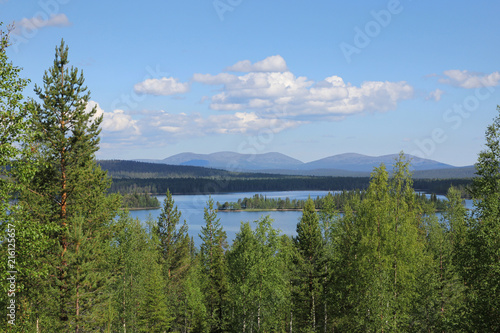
[121,192,161,209]
[99,159,291,180]
[110,176,371,194]
[1,32,500,332]
[217,191,447,211]
[110,176,472,196]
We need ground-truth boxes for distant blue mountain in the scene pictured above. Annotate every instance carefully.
[299,153,454,172]
[139,151,456,173]
[159,151,303,171]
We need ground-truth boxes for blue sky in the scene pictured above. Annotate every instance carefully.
[2,0,500,166]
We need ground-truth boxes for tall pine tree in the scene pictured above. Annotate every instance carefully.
[19,40,120,331]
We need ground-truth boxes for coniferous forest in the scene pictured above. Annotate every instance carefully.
[1,29,500,332]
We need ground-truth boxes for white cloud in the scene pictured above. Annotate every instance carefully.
[192,73,238,85]
[86,101,140,135]
[225,55,289,72]
[426,88,444,101]
[134,77,190,96]
[439,70,500,89]
[15,13,71,32]
[96,55,417,148]
[143,109,303,138]
[194,63,413,116]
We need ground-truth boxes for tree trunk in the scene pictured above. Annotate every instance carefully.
[76,285,80,333]
[258,279,262,332]
[123,273,126,333]
[324,265,328,333]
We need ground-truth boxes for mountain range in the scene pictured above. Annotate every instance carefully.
[136,152,475,178]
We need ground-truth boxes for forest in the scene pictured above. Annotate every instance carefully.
[1,28,500,332]
[109,175,472,197]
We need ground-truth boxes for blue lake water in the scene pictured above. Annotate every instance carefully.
[128,191,331,247]
[128,191,474,247]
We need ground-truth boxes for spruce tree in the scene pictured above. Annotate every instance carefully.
[294,197,323,331]
[156,189,188,277]
[154,189,191,330]
[199,196,228,332]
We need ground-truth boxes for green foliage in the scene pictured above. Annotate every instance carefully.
[199,197,228,332]
[3,28,500,332]
[293,197,324,331]
[466,106,500,331]
[227,216,289,331]
[10,39,120,331]
[218,190,447,211]
[121,191,160,209]
[328,154,432,331]
[0,24,42,332]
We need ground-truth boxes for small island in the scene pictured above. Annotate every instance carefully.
[217,191,448,212]
[121,191,161,210]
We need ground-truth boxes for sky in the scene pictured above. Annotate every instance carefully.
[2,0,500,167]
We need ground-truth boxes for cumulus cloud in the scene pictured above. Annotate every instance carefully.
[225,55,289,72]
[134,77,190,96]
[15,13,71,32]
[192,73,238,85]
[439,70,500,89]
[86,101,140,135]
[426,88,444,101]
[193,63,413,117]
[142,109,303,139]
[98,55,417,147]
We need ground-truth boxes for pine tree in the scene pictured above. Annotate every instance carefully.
[18,40,120,331]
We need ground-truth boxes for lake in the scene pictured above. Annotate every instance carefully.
[128,191,332,247]
[128,191,474,247]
